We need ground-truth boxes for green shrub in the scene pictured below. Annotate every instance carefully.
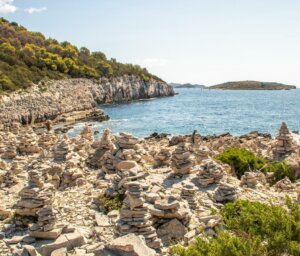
[171,200,300,256]
[171,231,267,256]
[221,200,300,255]
[0,19,164,93]
[268,161,295,183]
[214,148,266,178]
[215,148,295,182]
[98,192,123,213]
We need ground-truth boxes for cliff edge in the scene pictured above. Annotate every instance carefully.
[0,75,174,128]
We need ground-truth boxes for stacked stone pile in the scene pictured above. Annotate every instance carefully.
[193,145,211,163]
[275,177,294,192]
[16,170,55,216]
[169,135,184,146]
[80,125,94,141]
[18,132,40,155]
[9,122,21,134]
[112,161,147,195]
[29,206,57,235]
[38,132,58,151]
[171,143,194,175]
[94,128,116,151]
[116,132,140,149]
[0,139,5,154]
[54,136,71,162]
[1,140,17,159]
[213,182,238,202]
[273,122,294,159]
[197,159,224,187]
[88,129,117,169]
[155,148,172,167]
[148,195,191,226]
[122,148,142,162]
[116,181,161,249]
[181,182,198,210]
[240,172,266,188]
[0,169,18,188]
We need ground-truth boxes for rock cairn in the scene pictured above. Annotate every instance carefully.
[54,136,71,162]
[0,169,18,188]
[116,181,161,249]
[155,148,172,167]
[273,122,294,159]
[2,142,17,159]
[16,170,55,216]
[240,172,266,188]
[149,195,191,226]
[116,132,140,149]
[38,132,58,151]
[213,182,238,202]
[112,161,147,195]
[197,159,224,187]
[18,132,40,155]
[30,206,56,233]
[181,182,198,210]
[171,143,194,175]
[275,177,294,191]
[80,125,94,141]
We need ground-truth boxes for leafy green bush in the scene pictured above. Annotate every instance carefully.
[214,148,266,178]
[171,232,267,256]
[0,19,163,93]
[221,200,300,255]
[98,192,123,213]
[171,200,300,256]
[215,148,295,182]
[268,161,295,183]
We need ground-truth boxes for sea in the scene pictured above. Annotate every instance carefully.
[68,88,300,138]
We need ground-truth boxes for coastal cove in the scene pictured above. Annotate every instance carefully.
[69,88,300,138]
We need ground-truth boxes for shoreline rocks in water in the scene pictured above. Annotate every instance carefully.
[0,75,175,130]
[0,123,299,255]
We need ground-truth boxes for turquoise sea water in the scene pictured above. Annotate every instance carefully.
[69,88,300,138]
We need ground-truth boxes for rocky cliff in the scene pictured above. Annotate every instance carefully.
[0,76,174,128]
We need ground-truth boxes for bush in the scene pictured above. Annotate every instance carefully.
[215,148,295,182]
[221,200,300,255]
[268,161,295,183]
[171,231,267,256]
[214,148,266,178]
[171,200,300,256]
[0,19,164,93]
[98,192,123,213]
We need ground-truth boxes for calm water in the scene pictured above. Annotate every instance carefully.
[69,88,300,138]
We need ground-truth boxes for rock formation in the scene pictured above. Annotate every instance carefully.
[0,76,174,128]
[273,122,294,159]
[197,159,224,187]
[213,182,238,202]
[116,181,161,249]
[171,143,194,175]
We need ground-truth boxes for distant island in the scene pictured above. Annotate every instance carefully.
[170,83,206,89]
[209,81,297,90]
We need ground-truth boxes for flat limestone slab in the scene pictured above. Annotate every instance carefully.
[35,232,85,256]
[30,228,62,240]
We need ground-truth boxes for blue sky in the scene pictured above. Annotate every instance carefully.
[1,0,300,86]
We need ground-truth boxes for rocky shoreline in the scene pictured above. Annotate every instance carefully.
[0,76,175,130]
[0,123,299,255]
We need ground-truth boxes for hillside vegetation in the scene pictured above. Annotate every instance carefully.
[210,81,296,90]
[0,18,162,92]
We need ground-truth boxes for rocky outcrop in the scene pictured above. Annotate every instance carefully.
[0,76,174,129]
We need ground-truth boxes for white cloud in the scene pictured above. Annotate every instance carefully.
[142,58,169,68]
[25,7,47,14]
[0,0,17,14]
